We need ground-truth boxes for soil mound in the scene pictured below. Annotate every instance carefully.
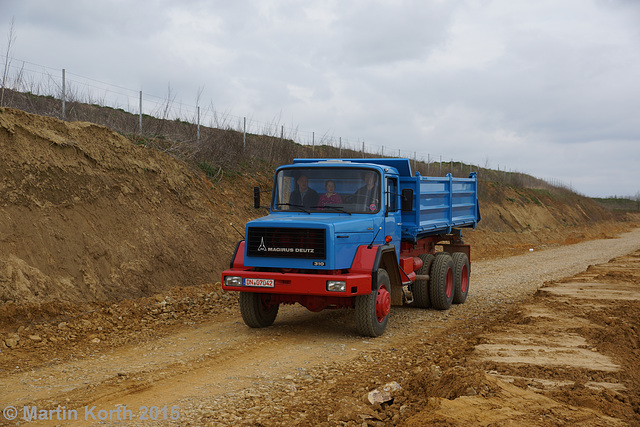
[0,108,241,305]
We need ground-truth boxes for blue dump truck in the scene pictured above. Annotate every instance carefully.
[222,158,480,337]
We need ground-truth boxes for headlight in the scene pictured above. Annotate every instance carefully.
[224,276,243,287]
[326,280,346,292]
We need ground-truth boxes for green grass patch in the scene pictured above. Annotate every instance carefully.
[198,161,218,178]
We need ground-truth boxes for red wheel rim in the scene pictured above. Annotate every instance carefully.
[260,294,275,310]
[376,285,391,322]
[445,268,453,298]
[460,264,468,293]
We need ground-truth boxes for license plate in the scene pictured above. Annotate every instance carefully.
[244,278,275,288]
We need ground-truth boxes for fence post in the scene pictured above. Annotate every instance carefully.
[197,106,200,143]
[312,131,315,157]
[61,69,66,119]
[139,91,142,134]
[339,137,342,157]
[243,117,246,149]
[362,141,365,158]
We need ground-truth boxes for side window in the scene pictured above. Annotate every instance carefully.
[386,177,398,212]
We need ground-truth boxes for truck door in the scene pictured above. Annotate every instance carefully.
[385,175,401,259]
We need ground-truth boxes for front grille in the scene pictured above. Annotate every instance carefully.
[247,227,326,259]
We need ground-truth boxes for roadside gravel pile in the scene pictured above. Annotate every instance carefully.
[0,283,238,371]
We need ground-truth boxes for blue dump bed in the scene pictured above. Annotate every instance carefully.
[400,172,480,241]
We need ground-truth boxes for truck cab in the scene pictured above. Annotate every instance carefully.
[249,160,402,269]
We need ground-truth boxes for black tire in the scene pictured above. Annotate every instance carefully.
[355,268,391,337]
[429,253,454,310]
[239,292,279,328]
[413,253,434,308]
[452,252,470,304]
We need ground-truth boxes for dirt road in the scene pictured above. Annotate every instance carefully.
[1,227,639,426]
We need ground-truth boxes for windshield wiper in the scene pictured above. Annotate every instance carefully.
[275,203,310,214]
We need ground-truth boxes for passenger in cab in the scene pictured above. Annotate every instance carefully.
[289,174,319,208]
[319,180,342,207]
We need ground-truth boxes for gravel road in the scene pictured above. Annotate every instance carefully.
[471,227,640,307]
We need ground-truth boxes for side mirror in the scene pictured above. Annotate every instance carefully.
[254,187,261,209]
[401,189,413,212]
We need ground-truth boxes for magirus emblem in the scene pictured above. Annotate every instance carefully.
[258,237,267,251]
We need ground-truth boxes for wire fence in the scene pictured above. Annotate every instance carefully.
[1,54,581,193]
[1,56,409,153]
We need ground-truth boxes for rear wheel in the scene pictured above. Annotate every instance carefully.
[413,253,434,308]
[356,268,391,337]
[429,253,454,310]
[239,292,279,328]
[452,252,470,304]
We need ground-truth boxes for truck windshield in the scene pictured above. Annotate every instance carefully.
[273,167,381,214]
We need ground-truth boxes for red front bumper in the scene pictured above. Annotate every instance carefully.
[222,268,373,296]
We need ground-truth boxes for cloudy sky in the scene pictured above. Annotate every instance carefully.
[1,0,639,197]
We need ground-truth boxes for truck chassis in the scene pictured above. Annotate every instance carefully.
[225,232,470,337]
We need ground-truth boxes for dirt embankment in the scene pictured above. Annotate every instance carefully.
[0,108,264,310]
[468,180,628,260]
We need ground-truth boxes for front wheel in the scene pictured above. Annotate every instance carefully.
[355,269,391,337]
[239,292,279,328]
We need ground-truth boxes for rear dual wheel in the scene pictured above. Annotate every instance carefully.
[429,252,470,309]
[430,253,455,310]
[452,252,470,304]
